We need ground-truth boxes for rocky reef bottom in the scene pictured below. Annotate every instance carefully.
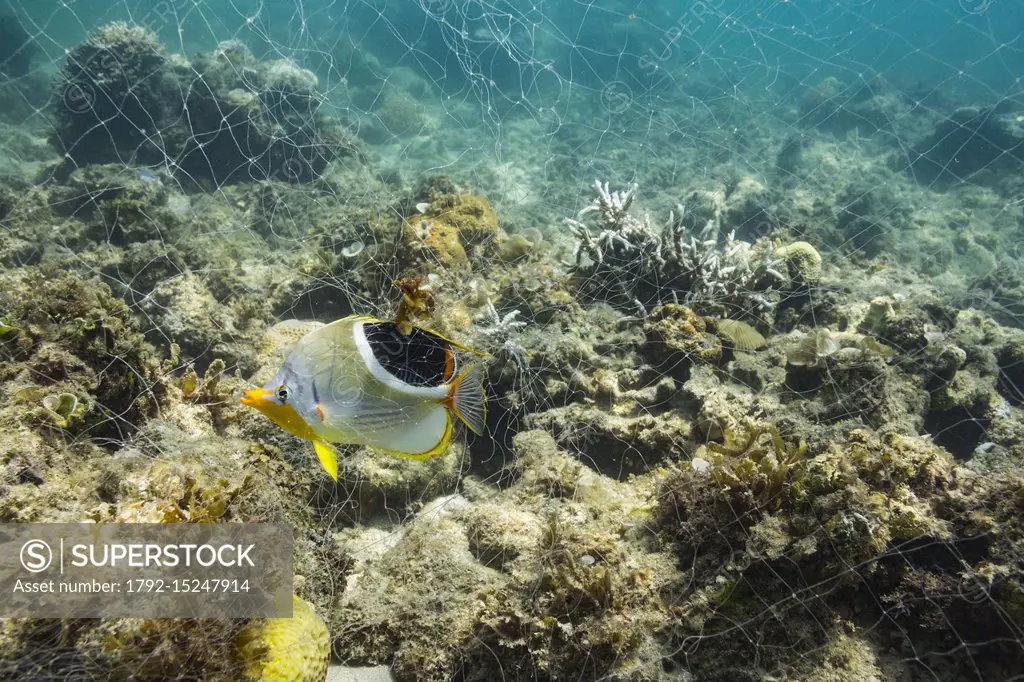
[0,169,1023,681]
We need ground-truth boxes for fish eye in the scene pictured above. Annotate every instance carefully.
[276,385,290,403]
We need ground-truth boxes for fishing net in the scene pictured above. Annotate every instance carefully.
[0,0,1023,679]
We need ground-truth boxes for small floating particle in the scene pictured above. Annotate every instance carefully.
[691,457,711,474]
[420,272,442,292]
[138,168,161,186]
[341,241,365,258]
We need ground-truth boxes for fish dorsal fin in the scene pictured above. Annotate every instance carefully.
[361,321,454,388]
[410,324,492,358]
[445,364,487,435]
[338,314,491,357]
[320,314,377,331]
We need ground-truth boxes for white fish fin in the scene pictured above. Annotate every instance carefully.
[288,318,373,399]
[361,404,451,457]
[312,439,339,481]
[328,313,375,325]
[322,392,404,430]
[380,410,454,461]
[446,363,486,436]
[315,395,409,444]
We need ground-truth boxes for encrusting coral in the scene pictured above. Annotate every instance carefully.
[0,595,328,682]
[0,266,161,441]
[398,192,501,275]
[0,617,246,681]
[642,303,723,375]
[653,423,1023,680]
[0,261,352,681]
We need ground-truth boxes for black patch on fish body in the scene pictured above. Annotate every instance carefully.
[363,322,453,387]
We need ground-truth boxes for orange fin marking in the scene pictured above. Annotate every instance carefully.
[443,345,456,382]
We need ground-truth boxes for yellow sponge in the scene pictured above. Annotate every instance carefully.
[238,595,330,682]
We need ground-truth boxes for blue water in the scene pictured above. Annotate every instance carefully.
[3,0,1020,268]
[8,1,1019,107]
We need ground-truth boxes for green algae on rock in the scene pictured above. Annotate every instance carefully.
[0,266,162,439]
[334,429,677,681]
[642,303,723,375]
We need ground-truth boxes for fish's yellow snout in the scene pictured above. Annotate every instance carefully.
[241,387,271,407]
[240,386,314,443]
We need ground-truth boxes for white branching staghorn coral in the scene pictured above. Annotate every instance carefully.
[567,180,786,318]
[568,181,663,270]
[475,300,527,339]
[473,299,529,371]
